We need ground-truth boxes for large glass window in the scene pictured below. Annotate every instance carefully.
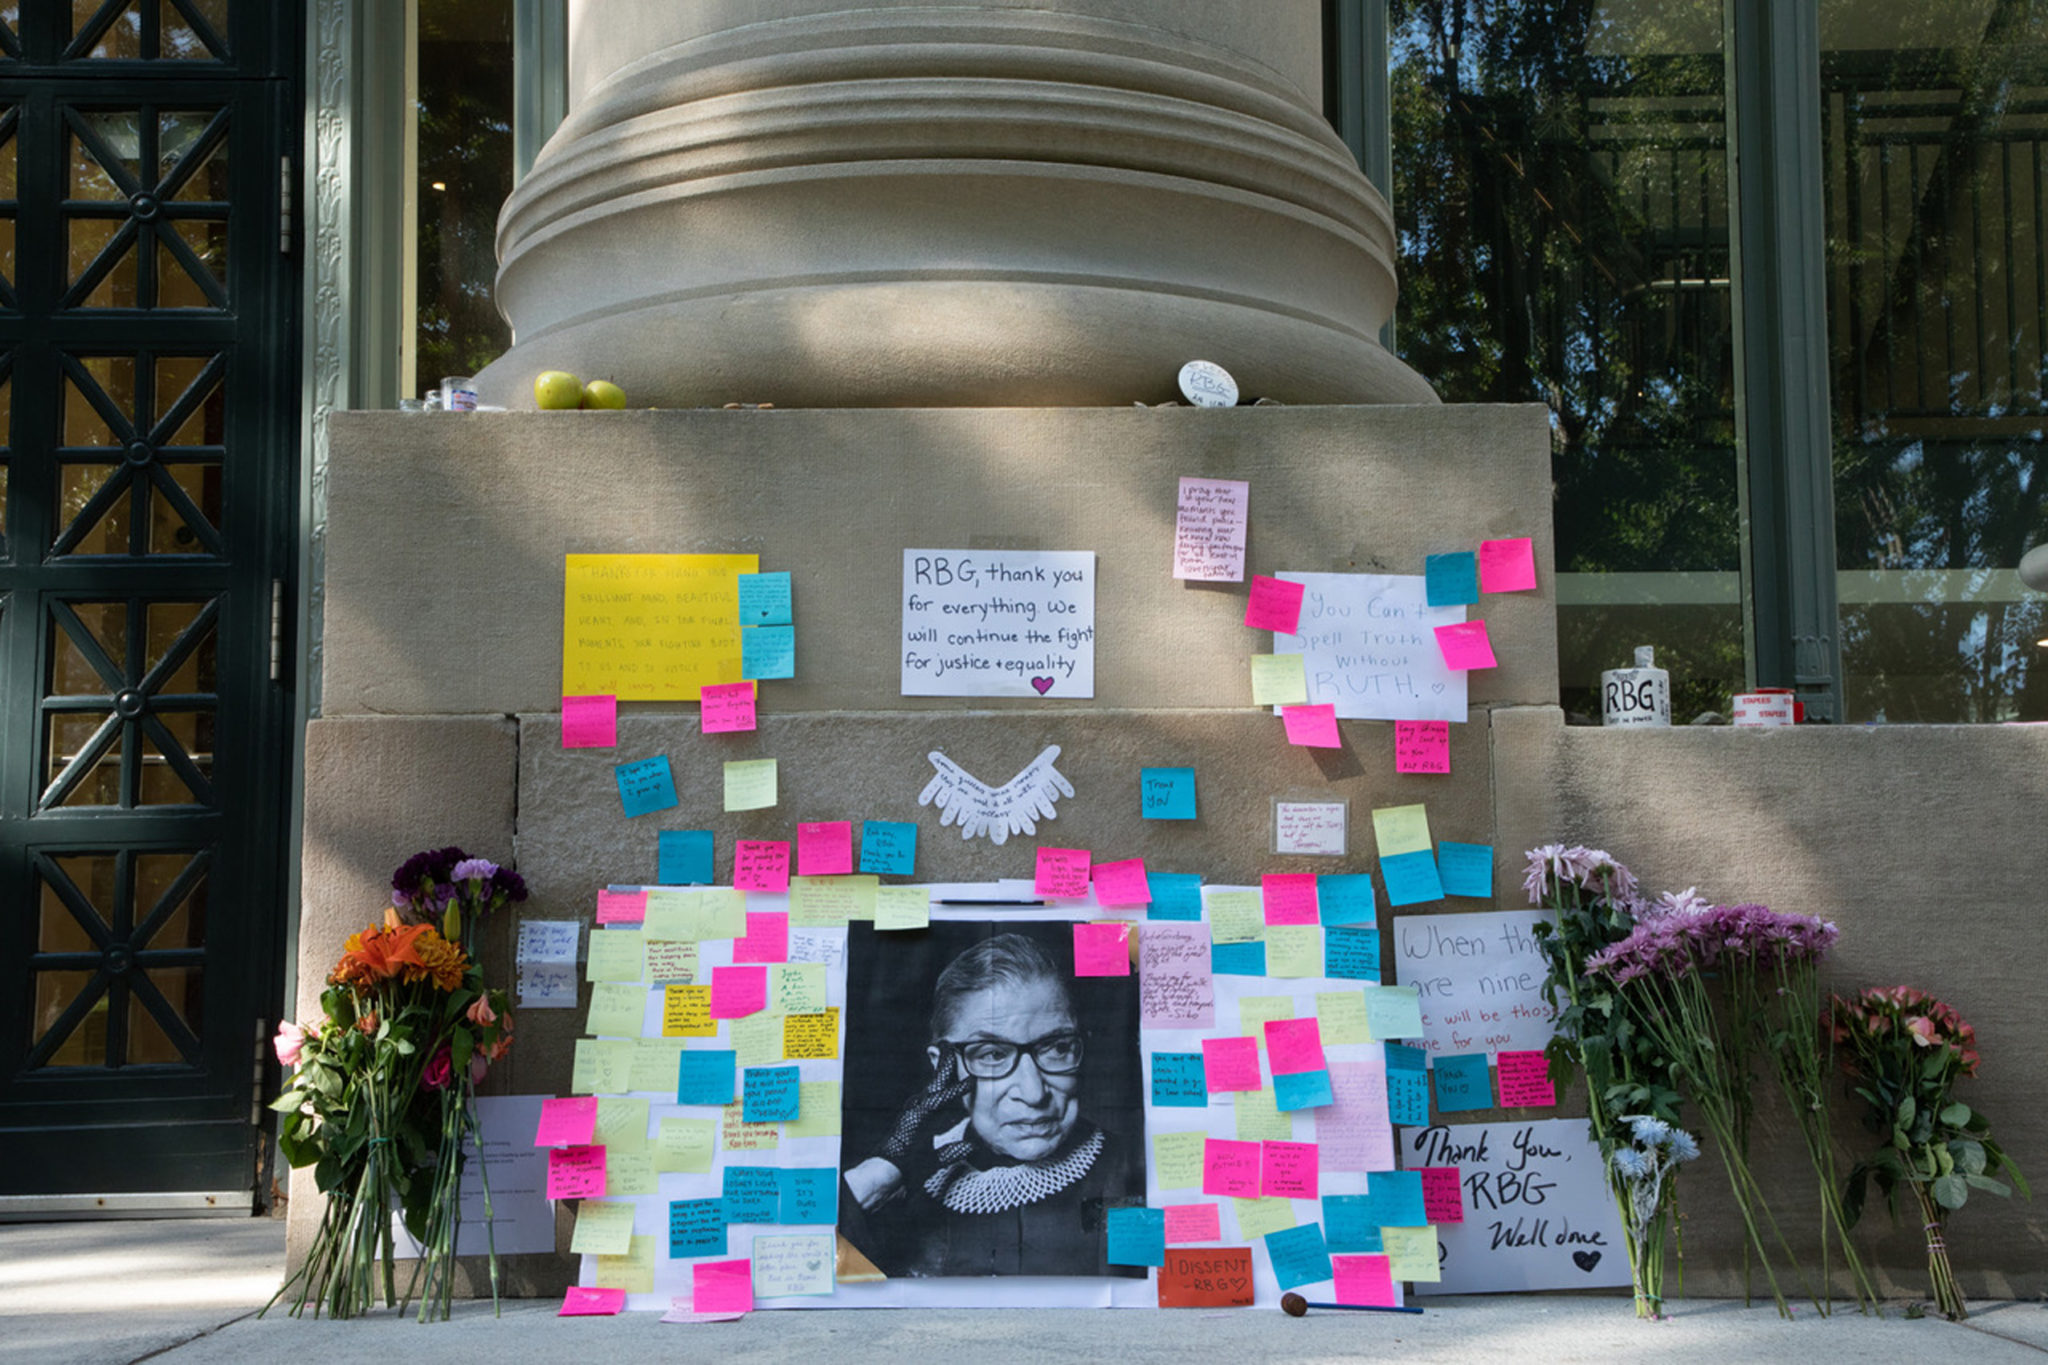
[416,0,512,394]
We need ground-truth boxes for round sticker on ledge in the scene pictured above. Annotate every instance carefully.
[1177,360,1239,408]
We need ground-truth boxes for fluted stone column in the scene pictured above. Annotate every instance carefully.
[477,1,1435,407]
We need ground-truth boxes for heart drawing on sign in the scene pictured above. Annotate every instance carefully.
[1572,1250,1602,1273]
[1030,676,1055,695]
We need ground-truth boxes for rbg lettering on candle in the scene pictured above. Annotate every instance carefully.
[901,550,1097,698]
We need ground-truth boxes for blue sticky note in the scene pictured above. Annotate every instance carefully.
[615,756,679,818]
[1107,1207,1167,1267]
[740,624,796,680]
[1140,767,1197,820]
[1273,1067,1335,1112]
[1322,1195,1386,1254]
[1386,1044,1430,1127]
[1317,874,1377,926]
[859,820,917,876]
[668,1197,727,1258]
[742,1064,801,1122]
[1151,1053,1208,1107]
[658,829,714,885]
[1146,873,1204,921]
[1356,1169,1427,1228]
[1433,1052,1494,1112]
[722,1165,781,1224]
[1264,1222,1334,1290]
[1210,940,1267,976]
[1438,841,1494,898]
[1424,551,1479,606]
[676,1050,736,1106]
[779,1167,839,1225]
[736,571,793,626]
[1324,926,1382,981]
[1380,849,1444,906]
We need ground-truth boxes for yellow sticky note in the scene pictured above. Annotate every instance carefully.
[1233,1197,1297,1240]
[1234,1088,1294,1142]
[729,1012,783,1069]
[644,938,698,983]
[724,759,779,812]
[628,1039,685,1094]
[654,1117,717,1173]
[789,875,877,928]
[662,983,717,1037]
[772,964,828,1016]
[1372,803,1433,857]
[594,1097,649,1154]
[720,1102,780,1152]
[562,552,758,702]
[1153,1131,1205,1191]
[874,886,930,931]
[586,981,647,1038]
[586,930,647,983]
[1249,652,1310,706]
[571,1038,634,1095]
[1382,1224,1441,1282]
[1208,890,1265,945]
[784,1008,840,1060]
[1239,995,1296,1039]
[1315,990,1371,1046]
[569,1199,636,1256]
[593,1233,657,1292]
[1265,925,1323,978]
[604,1154,657,1199]
[785,1082,842,1139]
[645,889,744,941]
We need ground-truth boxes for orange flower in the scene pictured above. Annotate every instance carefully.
[408,927,469,992]
[330,922,431,986]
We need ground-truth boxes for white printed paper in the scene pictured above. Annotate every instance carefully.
[392,1095,556,1256]
[900,550,1096,698]
[1273,573,1468,722]
[1391,910,1557,1062]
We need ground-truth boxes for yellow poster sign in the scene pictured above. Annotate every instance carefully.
[562,553,759,700]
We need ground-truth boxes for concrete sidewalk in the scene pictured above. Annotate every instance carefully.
[3,1217,2044,1363]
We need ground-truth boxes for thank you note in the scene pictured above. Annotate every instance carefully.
[901,550,1096,698]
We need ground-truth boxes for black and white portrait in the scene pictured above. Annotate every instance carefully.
[837,920,1146,1279]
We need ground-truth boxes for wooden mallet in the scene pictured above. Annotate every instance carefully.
[1280,1291,1424,1317]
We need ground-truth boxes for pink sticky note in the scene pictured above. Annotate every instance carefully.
[1331,1253,1398,1308]
[546,1144,607,1200]
[1163,1202,1223,1245]
[1202,1035,1262,1093]
[534,1095,598,1147]
[1420,1166,1465,1224]
[1433,619,1498,670]
[1072,922,1131,977]
[562,694,618,749]
[732,911,790,964]
[1261,873,1318,926]
[1245,575,1305,634]
[1260,1140,1320,1199]
[1263,1017,1328,1076]
[1394,720,1450,775]
[1322,1059,1395,1173]
[699,681,757,734]
[796,821,854,876]
[733,840,790,893]
[1092,857,1151,907]
[559,1286,628,1316]
[693,1259,753,1315]
[1478,537,1537,593]
[1495,1050,1557,1107]
[1281,703,1341,748]
[1201,1138,1263,1198]
[1034,847,1092,898]
[710,965,768,1018]
[595,889,648,925]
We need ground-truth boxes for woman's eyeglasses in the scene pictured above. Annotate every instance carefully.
[943,1030,1085,1079]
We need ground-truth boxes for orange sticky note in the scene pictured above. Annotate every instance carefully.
[1158,1247,1254,1308]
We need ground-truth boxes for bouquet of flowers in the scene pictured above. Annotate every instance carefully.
[1611,1113,1702,1294]
[268,847,524,1320]
[1830,987,2028,1320]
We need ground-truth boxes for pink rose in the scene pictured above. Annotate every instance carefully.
[273,1019,311,1068]
[422,1044,453,1090]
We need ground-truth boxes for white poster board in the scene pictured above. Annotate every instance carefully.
[1391,910,1557,1062]
[1272,573,1467,722]
[393,1094,557,1257]
[900,550,1097,698]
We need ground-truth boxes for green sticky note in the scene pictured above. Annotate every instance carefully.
[592,1233,657,1292]
[571,1038,635,1095]
[586,981,647,1039]
[1265,925,1323,978]
[1382,1224,1441,1281]
[729,1012,783,1069]
[1365,984,1426,1040]
[1208,890,1265,945]
[874,885,931,931]
[654,1117,717,1173]
[1153,1131,1206,1191]
[585,930,647,983]
[569,1199,636,1256]
[594,1097,649,1154]
[1239,995,1296,1039]
[773,963,828,1015]
[646,888,745,941]
[644,938,698,984]
[605,1153,657,1198]
[789,875,877,927]
[1234,1088,1294,1142]
[1249,653,1309,706]
[724,758,779,812]
[1234,1196,1297,1241]
[785,1082,842,1139]
[628,1039,685,1094]
[1371,803,1433,857]
[1315,990,1371,1046]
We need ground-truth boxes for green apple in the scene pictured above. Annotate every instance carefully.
[581,379,628,410]
[534,370,583,410]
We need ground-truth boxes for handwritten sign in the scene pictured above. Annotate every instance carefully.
[1139,922,1214,1028]
[752,1231,835,1298]
[515,920,579,1009]
[1275,801,1346,857]
[562,553,757,701]
[1391,910,1556,1061]
[900,549,1096,697]
[1158,1247,1255,1307]
[1395,720,1450,774]
[1173,477,1250,581]
[1402,1119,1628,1294]
[1272,573,1467,722]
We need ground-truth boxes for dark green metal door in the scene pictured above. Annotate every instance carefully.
[0,1,298,1206]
